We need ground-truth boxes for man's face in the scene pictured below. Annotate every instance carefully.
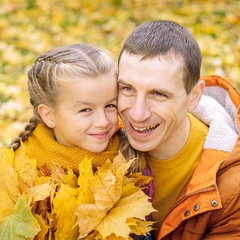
[118,52,194,159]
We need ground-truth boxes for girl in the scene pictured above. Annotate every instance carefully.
[7,43,122,173]
[2,43,152,240]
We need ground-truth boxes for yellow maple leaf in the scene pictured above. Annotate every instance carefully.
[121,181,140,198]
[95,189,155,239]
[0,147,155,239]
[75,167,118,238]
[75,154,130,238]
[75,153,156,239]
[50,163,78,188]
[32,164,82,239]
[0,147,15,166]
[127,218,155,236]
[127,172,153,188]
[30,182,51,202]
[32,198,52,239]
[61,167,78,188]
[0,148,21,203]
[0,193,40,239]
[13,144,37,193]
[0,190,15,224]
[0,147,36,224]
[52,183,79,239]
[33,213,49,239]
[77,156,95,205]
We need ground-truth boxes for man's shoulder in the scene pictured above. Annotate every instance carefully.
[217,160,240,205]
[188,113,209,132]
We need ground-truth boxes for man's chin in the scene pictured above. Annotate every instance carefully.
[128,138,150,152]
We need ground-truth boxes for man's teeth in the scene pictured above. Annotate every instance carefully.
[132,124,158,132]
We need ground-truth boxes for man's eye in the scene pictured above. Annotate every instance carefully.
[151,91,167,99]
[79,108,91,113]
[120,85,134,93]
[123,86,133,92]
[155,92,164,96]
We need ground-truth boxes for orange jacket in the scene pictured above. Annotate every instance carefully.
[158,76,240,240]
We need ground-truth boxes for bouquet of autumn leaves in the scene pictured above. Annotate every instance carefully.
[0,146,156,240]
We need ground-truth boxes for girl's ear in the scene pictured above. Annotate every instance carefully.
[188,80,205,111]
[38,104,55,128]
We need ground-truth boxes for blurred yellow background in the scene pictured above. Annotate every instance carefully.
[0,0,239,146]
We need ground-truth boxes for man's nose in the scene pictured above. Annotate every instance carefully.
[129,96,151,122]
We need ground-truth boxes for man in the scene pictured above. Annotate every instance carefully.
[118,20,240,239]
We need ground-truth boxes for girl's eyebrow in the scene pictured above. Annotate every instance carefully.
[73,100,93,108]
[107,96,118,102]
[74,100,92,105]
[73,96,117,107]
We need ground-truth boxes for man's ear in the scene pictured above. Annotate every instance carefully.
[188,80,205,111]
[38,104,55,128]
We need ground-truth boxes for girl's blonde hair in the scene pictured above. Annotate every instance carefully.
[119,129,142,172]
[8,43,116,150]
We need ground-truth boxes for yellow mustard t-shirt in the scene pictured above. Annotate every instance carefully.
[145,113,209,236]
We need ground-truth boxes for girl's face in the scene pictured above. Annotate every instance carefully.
[51,71,118,153]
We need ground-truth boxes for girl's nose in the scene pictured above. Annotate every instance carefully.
[93,111,109,128]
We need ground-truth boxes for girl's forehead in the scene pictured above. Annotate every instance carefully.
[58,74,117,102]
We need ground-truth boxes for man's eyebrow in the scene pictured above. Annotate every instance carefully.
[153,88,173,97]
[118,79,131,85]
[118,79,173,96]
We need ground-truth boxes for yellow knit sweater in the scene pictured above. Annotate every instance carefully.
[14,124,120,173]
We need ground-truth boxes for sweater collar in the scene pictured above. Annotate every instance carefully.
[19,124,120,173]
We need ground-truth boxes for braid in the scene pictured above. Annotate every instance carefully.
[7,116,39,151]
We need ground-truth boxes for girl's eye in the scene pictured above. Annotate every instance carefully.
[106,104,117,109]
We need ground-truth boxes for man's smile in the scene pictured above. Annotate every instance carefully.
[131,123,159,133]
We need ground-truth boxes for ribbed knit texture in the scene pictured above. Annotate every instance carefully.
[15,124,120,172]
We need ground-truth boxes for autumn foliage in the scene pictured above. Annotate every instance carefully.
[1,0,240,146]
[0,147,155,239]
